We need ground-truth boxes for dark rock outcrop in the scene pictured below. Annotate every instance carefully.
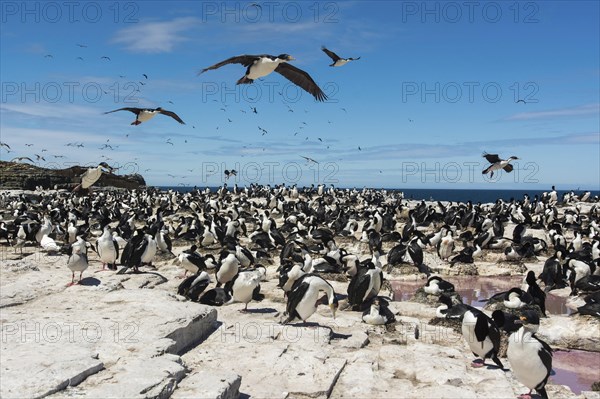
[0,161,145,190]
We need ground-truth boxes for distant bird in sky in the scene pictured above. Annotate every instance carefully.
[224,169,237,179]
[301,156,319,164]
[25,144,33,147]
[258,126,268,135]
[143,74,148,79]
[44,54,53,59]
[408,118,414,122]
[358,146,362,151]
[11,156,34,163]
[76,57,84,61]
[34,154,45,161]
[199,54,327,102]
[251,107,258,114]
[166,139,174,146]
[482,153,519,178]
[516,99,527,104]
[250,2,262,9]
[100,56,111,61]
[321,46,361,67]
[0,142,11,150]
[76,43,87,48]
[341,108,347,113]
[104,107,185,125]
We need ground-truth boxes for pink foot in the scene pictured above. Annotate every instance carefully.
[66,282,77,287]
[517,395,532,399]
[471,360,485,368]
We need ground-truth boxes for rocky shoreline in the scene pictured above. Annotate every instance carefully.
[1,188,599,398]
[0,161,146,190]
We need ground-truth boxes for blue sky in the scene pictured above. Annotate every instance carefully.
[1,1,598,190]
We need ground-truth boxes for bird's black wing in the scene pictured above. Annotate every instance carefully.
[104,107,141,115]
[199,55,261,74]
[321,46,341,62]
[349,275,371,305]
[286,280,310,318]
[163,234,172,252]
[113,238,120,261]
[483,153,501,163]
[474,313,490,343]
[178,275,196,296]
[438,279,455,292]
[534,335,553,381]
[275,63,328,102]
[408,241,423,266]
[159,110,185,124]
[503,164,514,173]
[188,253,207,270]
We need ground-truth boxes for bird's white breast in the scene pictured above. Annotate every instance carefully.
[248,58,279,79]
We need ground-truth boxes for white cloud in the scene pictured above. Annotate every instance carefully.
[111,17,200,54]
[506,103,600,121]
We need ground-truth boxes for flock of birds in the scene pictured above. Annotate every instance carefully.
[3,41,598,399]
[1,183,599,398]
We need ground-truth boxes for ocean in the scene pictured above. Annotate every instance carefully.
[157,186,600,204]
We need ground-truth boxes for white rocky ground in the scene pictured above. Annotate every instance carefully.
[1,195,599,398]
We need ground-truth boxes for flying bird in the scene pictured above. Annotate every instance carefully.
[143,74,148,79]
[224,169,237,179]
[482,153,519,178]
[10,156,34,163]
[516,99,527,104]
[44,54,53,59]
[76,44,87,48]
[74,162,115,191]
[301,155,319,164]
[104,107,185,125]
[0,142,11,150]
[100,56,111,61]
[199,54,327,102]
[321,46,361,67]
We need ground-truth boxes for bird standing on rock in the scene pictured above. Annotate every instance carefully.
[507,311,553,399]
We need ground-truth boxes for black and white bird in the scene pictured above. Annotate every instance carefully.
[224,269,264,311]
[199,54,327,102]
[321,46,361,67]
[104,107,185,125]
[176,245,207,277]
[96,225,119,270]
[462,308,504,369]
[507,311,553,399]
[224,169,237,179]
[283,274,338,324]
[347,261,383,309]
[362,297,396,325]
[423,276,455,295]
[482,153,519,178]
[178,271,211,301]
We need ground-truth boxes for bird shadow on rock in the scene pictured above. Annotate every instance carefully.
[244,307,278,314]
[79,277,101,286]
